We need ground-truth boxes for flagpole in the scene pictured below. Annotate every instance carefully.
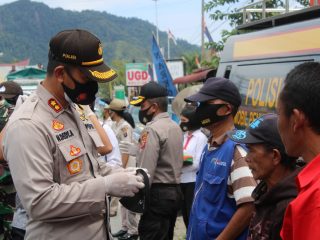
[167,32,170,60]
[201,0,204,65]
[152,0,159,44]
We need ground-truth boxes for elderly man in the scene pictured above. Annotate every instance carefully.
[228,114,301,240]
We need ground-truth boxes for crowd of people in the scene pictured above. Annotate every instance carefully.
[0,28,318,240]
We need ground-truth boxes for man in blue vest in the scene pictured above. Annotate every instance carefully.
[185,77,257,240]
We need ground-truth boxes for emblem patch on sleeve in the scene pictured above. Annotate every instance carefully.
[52,119,64,131]
[67,158,83,175]
[121,126,128,138]
[140,132,148,149]
[48,98,62,113]
[70,145,81,156]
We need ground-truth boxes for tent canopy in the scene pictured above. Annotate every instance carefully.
[6,67,46,81]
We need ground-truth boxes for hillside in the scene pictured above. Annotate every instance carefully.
[0,0,200,65]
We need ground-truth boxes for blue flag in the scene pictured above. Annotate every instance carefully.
[204,25,214,43]
[151,35,177,96]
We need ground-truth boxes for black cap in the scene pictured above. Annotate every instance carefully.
[227,114,284,151]
[0,81,23,99]
[130,82,168,106]
[185,77,241,107]
[49,29,118,83]
[119,169,150,214]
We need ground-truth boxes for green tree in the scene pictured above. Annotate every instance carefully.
[181,53,200,75]
[205,0,309,51]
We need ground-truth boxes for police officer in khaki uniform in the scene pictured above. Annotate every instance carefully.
[2,29,145,240]
[130,82,183,240]
[108,99,139,240]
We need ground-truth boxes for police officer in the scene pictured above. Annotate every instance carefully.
[107,99,139,240]
[0,81,23,240]
[130,82,183,240]
[2,29,145,240]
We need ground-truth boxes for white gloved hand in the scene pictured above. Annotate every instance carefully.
[119,141,139,156]
[80,104,95,117]
[104,171,145,197]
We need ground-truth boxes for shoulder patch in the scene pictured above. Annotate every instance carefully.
[48,98,62,113]
[140,131,148,149]
[121,126,128,138]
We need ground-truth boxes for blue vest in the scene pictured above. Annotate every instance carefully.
[187,139,248,240]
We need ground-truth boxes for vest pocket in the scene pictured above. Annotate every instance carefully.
[203,173,225,203]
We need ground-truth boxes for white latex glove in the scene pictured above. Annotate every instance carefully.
[119,141,139,156]
[104,171,145,197]
[80,104,95,117]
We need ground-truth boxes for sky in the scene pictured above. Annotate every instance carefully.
[0,0,305,46]
[0,0,234,46]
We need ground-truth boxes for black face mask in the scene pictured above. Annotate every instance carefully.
[196,103,230,127]
[179,107,201,132]
[139,105,154,125]
[63,68,98,105]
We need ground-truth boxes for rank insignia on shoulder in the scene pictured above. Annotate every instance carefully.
[70,145,81,156]
[67,158,82,175]
[52,119,64,131]
[48,98,62,113]
[140,131,148,149]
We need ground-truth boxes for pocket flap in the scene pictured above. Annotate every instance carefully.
[58,139,87,162]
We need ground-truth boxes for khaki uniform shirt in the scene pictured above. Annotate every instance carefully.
[112,118,133,145]
[3,84,114,240]
[137,112,183,184]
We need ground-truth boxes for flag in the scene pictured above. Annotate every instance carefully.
[203,21,214,43]
[148,63,154,82]
[152,35,177,96]
[168,30,177,45]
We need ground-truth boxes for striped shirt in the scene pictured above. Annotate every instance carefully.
[208,133,256,206]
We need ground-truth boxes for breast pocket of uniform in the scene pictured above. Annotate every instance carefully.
[58,138,88,183]
[202,172,225,203]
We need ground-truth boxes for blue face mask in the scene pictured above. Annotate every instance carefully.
[63,68,98,105]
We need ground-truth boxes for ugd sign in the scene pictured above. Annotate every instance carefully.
[126,63,150,87]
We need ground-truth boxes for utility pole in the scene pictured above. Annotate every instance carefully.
[153,0,159,44]
[201,0,205,66]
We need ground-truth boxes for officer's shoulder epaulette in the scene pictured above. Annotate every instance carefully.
[20,95,39,120]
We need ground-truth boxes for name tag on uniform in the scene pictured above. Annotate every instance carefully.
[55,129,75,142]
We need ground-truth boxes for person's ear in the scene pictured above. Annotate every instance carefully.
[217,103,232,116]
[272,148,281,166]
[54,66,65,84]
[291,109,305,133]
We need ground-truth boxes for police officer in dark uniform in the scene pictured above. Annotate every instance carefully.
[130,82,183,240]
